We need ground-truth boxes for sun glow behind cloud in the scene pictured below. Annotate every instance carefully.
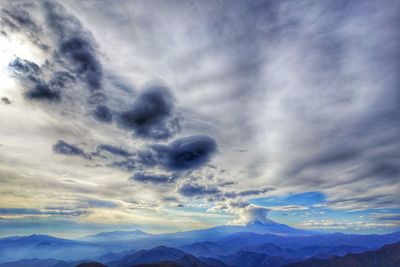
[0,33,45,91]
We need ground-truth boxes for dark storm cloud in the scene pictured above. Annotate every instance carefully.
[117,86,178,139]
[3,0,108,106]
[9,58,61,101]
[1,97,11,105]
[92,105,113,123]
[9,58,41,82]
[163,135,218,171]
[53,140,90,159]
[26,83,60,101]
[42,0,106,105]
[142,136,216,172]
[96,144,132,158]
[131,172,178,185]
[58,36,103,92]
[134,135,218,171]
[178,182,221,197]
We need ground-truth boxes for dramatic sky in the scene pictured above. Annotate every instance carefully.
[0,0,399,237]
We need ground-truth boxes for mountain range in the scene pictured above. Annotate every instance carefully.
[1,218,399,267]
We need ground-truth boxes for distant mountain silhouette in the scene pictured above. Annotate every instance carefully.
[82,231,152,242]
[287,242,400,267]
[109,246,187,267]
[180,242,225,258]
[132,263,182,267]
[221,250,292,267]
[0,258,71,267]
[107,247,227,267]
[0,234,109,263]
[96,249,136,263]
[76,262,107,267]
[122,254,226,267]
[88,217,317,250]
[246,242,366,259]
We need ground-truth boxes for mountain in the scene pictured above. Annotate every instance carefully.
[0,258,72,267]
[161,218,315,241]
[212,231,400,252]
[0,234,111,263]
[179,230,400,260]
[173,254,226,267]
[107,246,227,267]
[82,231,152,242]
[221,250,293,267]
[1,225,399,265]
[115,254,226,267]
[76,262,108,267]
[180,242,226,258]
[242,218,316,236]
[86,218,315,250]
[286,242,400,267]
[245,242,366,259]
[109,246,187,267]
[96,249,136,263]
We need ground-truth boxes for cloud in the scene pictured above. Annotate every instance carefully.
[95,144,132,158]
[52,140,90,159]
[298,219,400,230]
[162,135,218,171]
[43,1,104,94]
[8,57,41,80]
[131,172,178,185]
[8,58,61,101]
[136,147,165,167]
[48,71,75,92]
[117,86,179,139]
[239,206,272,224]
[3,0,111,110]
[132,135,218,172]
[84,199,118,208]
[371,214,400,222]
[92,105,113,123]
[1,0,399,233]
[209,200,273,226]
[26,82,61,101]
[0,208,86,217]
[1,97,11,105]
[59,37,103,91]
[110,159,136,171]
[0,3,47,49]
[236,187,274,198]
[178,182,221,197]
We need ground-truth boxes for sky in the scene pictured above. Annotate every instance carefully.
[0,0,399,238]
